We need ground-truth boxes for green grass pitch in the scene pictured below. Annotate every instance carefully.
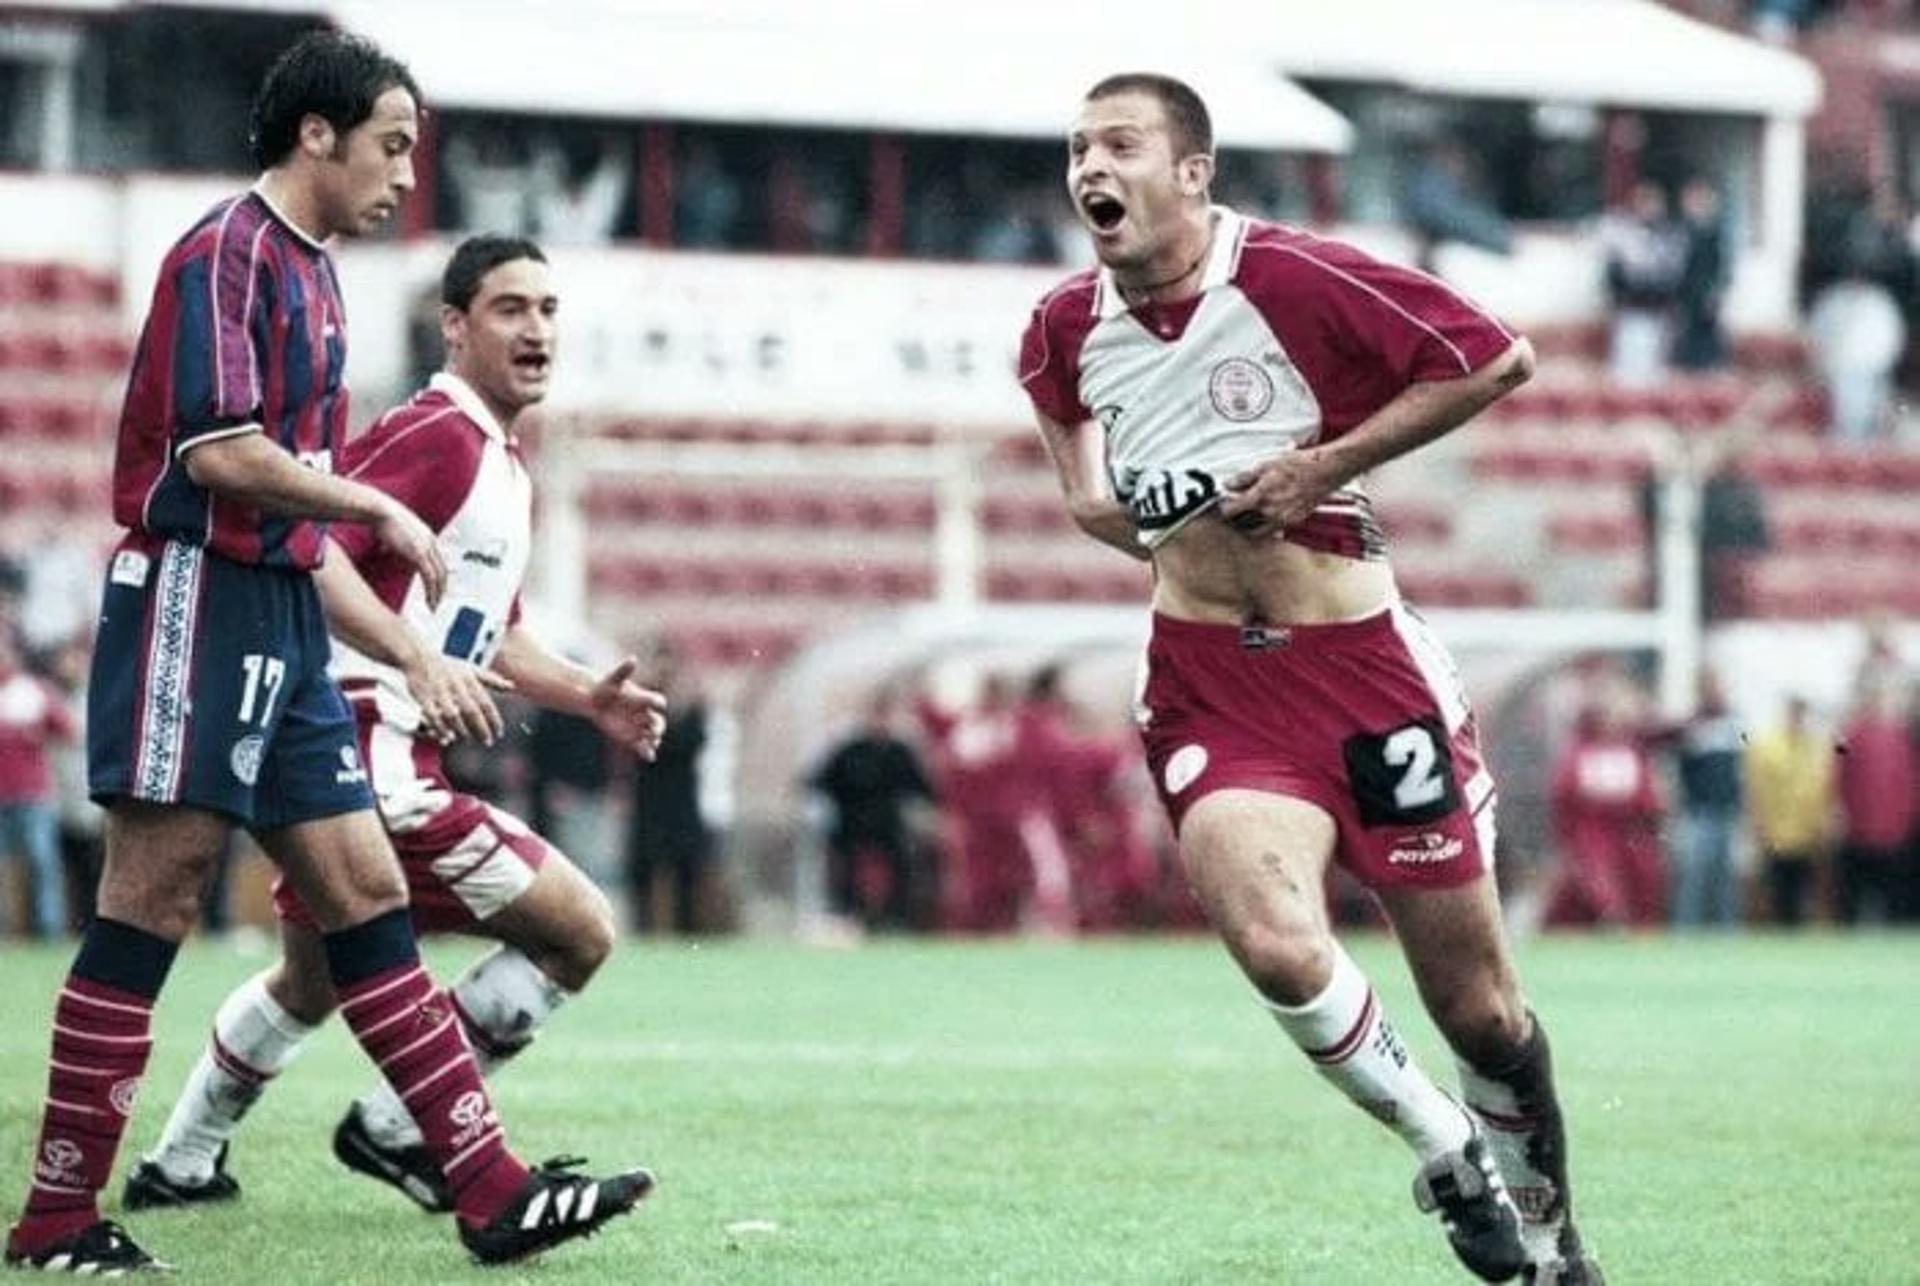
[2,932,1914,1283]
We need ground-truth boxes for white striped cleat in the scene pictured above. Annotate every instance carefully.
[456,1156,654,1265]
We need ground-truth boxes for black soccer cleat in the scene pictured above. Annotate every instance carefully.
[457,1155,654,1265]
[1413,1130,1529,1283]
[122,1144,241,1211]
[4,1218,173,1274]
[331,1103,452,1214]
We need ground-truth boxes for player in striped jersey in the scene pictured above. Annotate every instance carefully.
[1019,74,1601,1284]
[128,234,670,1218]
[6,37,649,1275]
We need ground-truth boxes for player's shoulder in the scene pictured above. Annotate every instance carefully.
[1235,218,1386,285]
[1026,267,1101,330]
[341,385,483,475]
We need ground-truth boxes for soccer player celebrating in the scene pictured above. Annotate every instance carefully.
[126,234,669,1218]
[1018,74,1602,1284]
[4,36,650,1274]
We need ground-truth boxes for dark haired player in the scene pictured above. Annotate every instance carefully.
[129,235,669,1217]
[5,36,649,1273]
[1018,73,1601,1285]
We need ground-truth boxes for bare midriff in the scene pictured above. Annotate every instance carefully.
[1149,508,1397,626]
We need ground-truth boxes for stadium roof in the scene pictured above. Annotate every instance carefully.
[319,1,1356,152]
[1255,0,1822,118]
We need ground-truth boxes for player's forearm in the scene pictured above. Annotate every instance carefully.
[182,431,397,525]
[314,544,432,672]
[1314,338,1535,485]
[492,625,595,716]
[1036,412,1149,561]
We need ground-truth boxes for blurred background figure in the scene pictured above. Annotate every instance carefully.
[1664,669,1746,929]
[530,127,632,245]
[1545,673,1666,929]
[1401,135,1513,273]
[1743,694,1834,927]
[46,633,101,932]
[1833,677,1915,924]
[0,622,75,938]
[1673,177,1731,371]
[1602,180,1686,387]
[529,678,616,889]
[626,639,714,934]
[806,686,938,931]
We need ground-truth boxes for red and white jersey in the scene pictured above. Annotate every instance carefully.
[328,373,532,734]
[1018,207,1517,558]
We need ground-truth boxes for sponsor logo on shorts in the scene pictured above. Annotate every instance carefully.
[1163,744,1208,795]
[229,734,265,786]
[110,550,151,587]
[1208,356,1276,422]
[335,744,368,785]
[1387,831,1464,866]
[109,1077,140,1116]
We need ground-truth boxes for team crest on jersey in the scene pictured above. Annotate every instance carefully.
[229,734,265,786]
[1208,356,1275,422]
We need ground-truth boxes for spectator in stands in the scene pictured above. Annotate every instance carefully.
[1673,178,1731,371]
[0,622,75,937]
[1545,679,1666,928]
[1602,181,1686,387]
[675,138,745,249]
[1402,136,1513,274]
[1744,693,1834,926]
[807,687,938,931]
[625,639,713,933]
[1663,669,1746,928]
[1809,186,1912,445]
[1834,677,1915,923]
[442,125,534,234]
[530,128,632,245]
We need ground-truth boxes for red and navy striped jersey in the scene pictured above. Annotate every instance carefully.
[111,189,350,569]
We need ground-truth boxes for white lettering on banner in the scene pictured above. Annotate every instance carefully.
[334,245,1060,425]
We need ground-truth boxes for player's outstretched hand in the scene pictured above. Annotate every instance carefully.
[372,499,448,608]
[404,652,514,747]
[588,657,669,761]
[1219,449,1346,535]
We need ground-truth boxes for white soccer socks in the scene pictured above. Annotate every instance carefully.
[355,946,571,1150]
[1266,943,1471,1162]
[146,972,317,1182]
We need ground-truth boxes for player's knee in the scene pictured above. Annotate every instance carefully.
[1231,922,1336,1006]
[1432,986,1529,1065]
[552,885,617,990]
[265,962,336,1026]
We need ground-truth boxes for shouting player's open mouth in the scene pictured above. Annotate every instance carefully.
[1081,191,1127,238]
[512,351,550,378]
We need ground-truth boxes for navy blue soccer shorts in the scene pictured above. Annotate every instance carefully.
[87,534,375,829]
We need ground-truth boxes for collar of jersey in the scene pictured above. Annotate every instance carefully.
[1095,204,1245,322]
[248,182,330,253]
[430,371,510,442]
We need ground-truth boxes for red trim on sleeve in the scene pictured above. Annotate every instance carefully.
[1017,271,1099,426]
